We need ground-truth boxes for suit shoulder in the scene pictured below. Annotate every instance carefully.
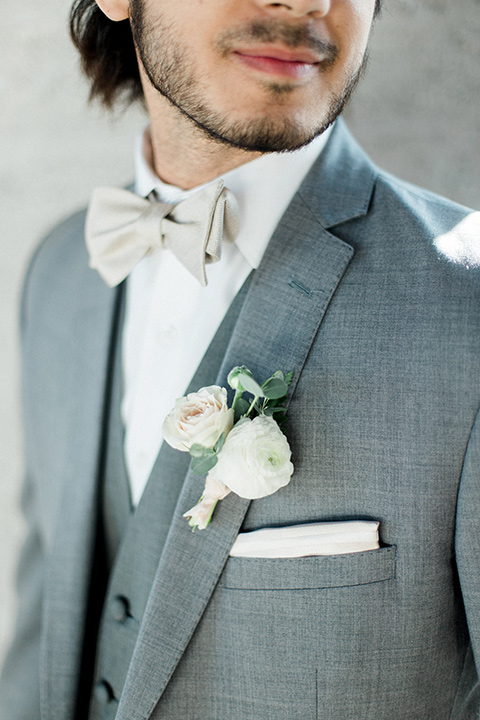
[365,170,480,270]
[24,207,89,289]
[374,169,478,236]
[21,207,108,333]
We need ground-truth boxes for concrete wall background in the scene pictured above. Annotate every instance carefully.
[1,0,479,668]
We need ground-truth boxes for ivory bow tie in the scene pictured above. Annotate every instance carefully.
[85,179,240,287]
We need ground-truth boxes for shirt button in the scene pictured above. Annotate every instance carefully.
[94,679,116,704]
[110,595,130,623]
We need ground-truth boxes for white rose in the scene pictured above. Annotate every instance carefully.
[208,415,294,500]
[162,385,234,452]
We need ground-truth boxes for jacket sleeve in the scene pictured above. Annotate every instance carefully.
[455,405,480,718]
[0,243,50,720]
[0,471,44,720]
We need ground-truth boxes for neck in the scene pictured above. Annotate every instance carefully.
[142,75,262,190]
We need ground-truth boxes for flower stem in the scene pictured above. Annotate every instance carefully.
[232,389,243,411]
[246,395,259,417]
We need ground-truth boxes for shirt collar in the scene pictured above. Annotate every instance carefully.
[134,124,333,270]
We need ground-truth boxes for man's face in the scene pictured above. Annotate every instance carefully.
[130,0,377,153]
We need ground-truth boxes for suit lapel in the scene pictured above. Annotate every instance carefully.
[104,274,254,621]
[40,280,120,720]
[116,120,375,720]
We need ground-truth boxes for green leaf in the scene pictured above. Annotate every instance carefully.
[234,397,250,421]
[262,377,288,399]
[214,432,226,454]
[191,452,218,475]
[237,372,265,398]
[189,443,211,458]
[264,404,287,417]
[284,371,294,388]
[265,396,286,408]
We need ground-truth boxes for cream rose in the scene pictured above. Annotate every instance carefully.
[183,474,231,531]
[162,385,234,452]
[207,415,294,499]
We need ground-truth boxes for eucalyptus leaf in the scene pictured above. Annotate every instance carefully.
[214,432,226,453]
[262,377,288,399]
[191,453,218,475]
[234,397,250,421]
[265,396,286,408]
[189,444,210,458]
[237,372,265,397]
[284,370,294,388]
[264,405,287,416]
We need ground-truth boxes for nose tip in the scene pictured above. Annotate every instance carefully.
[255,0,332,19]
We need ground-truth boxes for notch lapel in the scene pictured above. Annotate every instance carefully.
[116,121,375,720]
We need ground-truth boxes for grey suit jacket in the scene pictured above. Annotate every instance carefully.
[2,120,480,720]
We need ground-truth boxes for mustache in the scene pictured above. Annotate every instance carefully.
[215,20,339,66]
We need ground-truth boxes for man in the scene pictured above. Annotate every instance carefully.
[1,0,480,718]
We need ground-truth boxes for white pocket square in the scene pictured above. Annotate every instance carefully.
[229,520,380,558]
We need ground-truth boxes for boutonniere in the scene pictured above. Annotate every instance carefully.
[162,366,294,530]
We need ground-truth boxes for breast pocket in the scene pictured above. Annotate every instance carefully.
[205,547,397,719]
[218,545,396,590]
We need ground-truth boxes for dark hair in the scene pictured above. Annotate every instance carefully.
[70,0,383,109]
[70,0,141,107]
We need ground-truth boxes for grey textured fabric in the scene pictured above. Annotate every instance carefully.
[1,120,480,720]
[102,295,132,573]
[88,271,252,720]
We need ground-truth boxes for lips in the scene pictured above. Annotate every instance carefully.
[238,45,322,64]
[233,46,322,79]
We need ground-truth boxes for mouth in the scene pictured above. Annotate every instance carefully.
[232,46,323,79]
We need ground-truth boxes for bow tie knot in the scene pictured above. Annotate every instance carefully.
[86,179,240,287]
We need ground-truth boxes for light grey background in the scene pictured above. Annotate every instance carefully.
[0,0,479,667]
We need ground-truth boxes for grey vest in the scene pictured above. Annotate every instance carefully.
[86,275,252,719]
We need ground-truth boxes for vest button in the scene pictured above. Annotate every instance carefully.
[110,595,130,623]
[94,679,115,704]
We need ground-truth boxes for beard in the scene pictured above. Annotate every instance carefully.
[130,1,369,153]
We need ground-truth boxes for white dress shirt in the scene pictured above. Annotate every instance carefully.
[123,126,332,506]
